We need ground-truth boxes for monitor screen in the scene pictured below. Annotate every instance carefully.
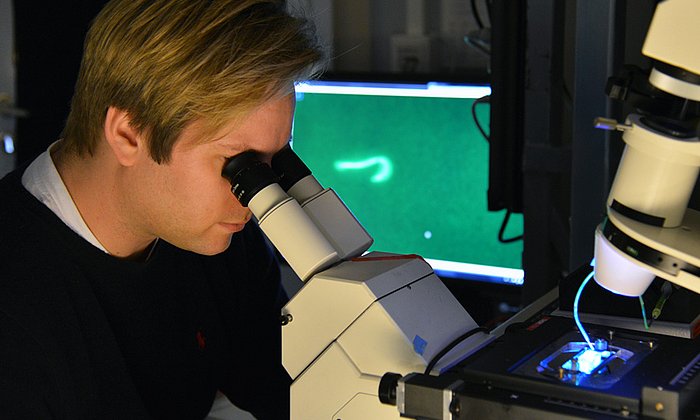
[292,79,524,286]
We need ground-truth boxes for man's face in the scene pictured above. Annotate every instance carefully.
[129,94,295,255]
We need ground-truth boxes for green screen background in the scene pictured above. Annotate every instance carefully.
[292,91,523,270]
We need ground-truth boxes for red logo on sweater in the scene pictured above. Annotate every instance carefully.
[196,331,206,350]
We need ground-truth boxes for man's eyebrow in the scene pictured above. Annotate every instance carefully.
[222,146,267,159]
[221,137,291,158]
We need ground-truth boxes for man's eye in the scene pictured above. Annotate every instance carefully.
[222,151,266,182]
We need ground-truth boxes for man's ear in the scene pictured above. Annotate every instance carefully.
[103,106,144,166]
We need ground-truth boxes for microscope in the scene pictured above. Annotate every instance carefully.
[223,145,488,419]
[220,1,700,418]
[592,0,700,298]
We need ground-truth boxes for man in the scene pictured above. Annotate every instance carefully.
[0,0,324,418]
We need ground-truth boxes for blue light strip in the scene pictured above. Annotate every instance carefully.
[427,258,524,285]
[639,296,650,330]
[295,81,491,99]
[574,270,595,350]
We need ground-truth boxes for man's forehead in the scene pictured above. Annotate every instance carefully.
[176,94,294,153]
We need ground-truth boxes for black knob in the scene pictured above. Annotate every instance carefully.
[378,372,402,406]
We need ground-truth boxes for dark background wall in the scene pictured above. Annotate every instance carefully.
[14,0,108,165]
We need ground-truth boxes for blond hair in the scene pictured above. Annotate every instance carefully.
[61,0,324,163]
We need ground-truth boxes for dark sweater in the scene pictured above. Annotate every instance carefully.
[0,167,290,419]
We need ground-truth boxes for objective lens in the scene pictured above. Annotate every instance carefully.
[222,152,278,207]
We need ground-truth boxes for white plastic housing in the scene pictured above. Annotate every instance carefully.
[642,0,700,98]
[301,188,374,260]
[594,226,656,296]
[249,184,339,281]
[607,114,700,227]
[286,174,323,204]
[283,252,483,420]
[594,209,700,297]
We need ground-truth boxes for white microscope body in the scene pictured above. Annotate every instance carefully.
[223,146,484,419]
[593,0,700,297]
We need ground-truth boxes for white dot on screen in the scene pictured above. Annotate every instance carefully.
[424,231,432,239]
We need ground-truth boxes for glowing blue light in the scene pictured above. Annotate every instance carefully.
[563,348,611,375]
[574,270,595,350]
[3,134,14,154]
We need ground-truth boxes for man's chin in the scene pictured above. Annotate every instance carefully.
[184,235,233,256]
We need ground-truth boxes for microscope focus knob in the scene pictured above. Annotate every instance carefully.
[378,372,402,405]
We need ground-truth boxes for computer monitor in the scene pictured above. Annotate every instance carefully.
[292,79,524,286]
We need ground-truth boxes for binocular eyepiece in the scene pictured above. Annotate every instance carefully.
[222,144,312,205]
[220,143,373,281]
[222,151,277,207]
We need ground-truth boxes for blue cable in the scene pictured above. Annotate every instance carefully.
[574,270,595,350]
[639,296,649,330]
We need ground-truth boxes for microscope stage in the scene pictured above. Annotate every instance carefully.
[518,330,652,389]
[447,316,700,419]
